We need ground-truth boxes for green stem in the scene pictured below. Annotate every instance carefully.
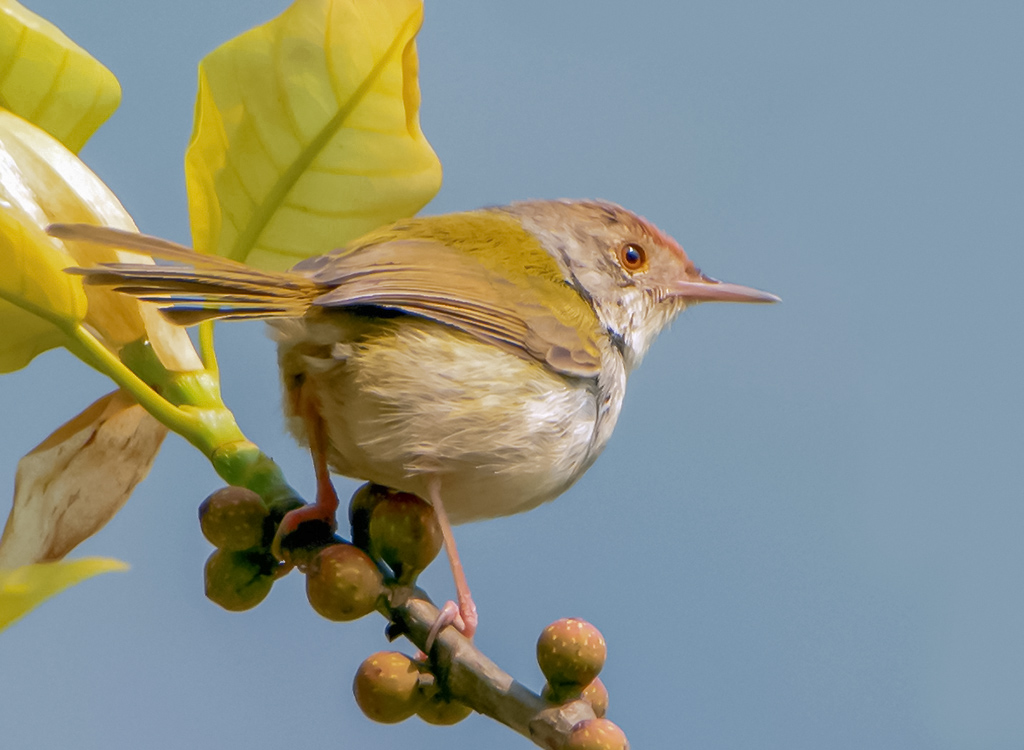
[11,275,301,511]
[198,321,219,375]
[114,339,301,511]
[66,326,201,438]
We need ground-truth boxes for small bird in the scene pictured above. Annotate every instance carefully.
[53,199,777,639]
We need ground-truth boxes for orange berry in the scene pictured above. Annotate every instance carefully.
[581,677,609,718]
[353,651,424,723]
[416,692,473,725]
[564,718,629,750]
[537,618,607,687]
[305,543,383,621]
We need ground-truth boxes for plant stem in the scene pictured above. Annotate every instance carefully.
[73,334,300,511]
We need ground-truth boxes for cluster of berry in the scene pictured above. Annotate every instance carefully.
[197,484,629,747]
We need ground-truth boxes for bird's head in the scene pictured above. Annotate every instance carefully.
[501,199,779,371]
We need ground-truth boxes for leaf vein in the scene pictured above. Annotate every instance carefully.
[227,6,422,263]
[0,26,29,106]
[31,47,71,125]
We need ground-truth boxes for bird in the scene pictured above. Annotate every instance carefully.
[51,199,778,640]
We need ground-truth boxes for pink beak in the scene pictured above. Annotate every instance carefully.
[672,277,780,304]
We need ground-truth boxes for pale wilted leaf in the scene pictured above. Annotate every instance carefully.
[185,0,441,271]
[0,390,166,568]
[0,108,201,370]
[0,0,121,152]
[0,557,128,631]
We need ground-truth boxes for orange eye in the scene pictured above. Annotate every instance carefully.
[617,242,647,272]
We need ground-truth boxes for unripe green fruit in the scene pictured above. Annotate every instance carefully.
[353,651,424,723]
[565,718,629,750]
[204,549,275,611]
[368,491,442,583]
[199,486,270,551]
[581,677,609,718]
[537,618,607,688]
[416,692,473,725]
[305,543,384,621]
[348,483,387,550]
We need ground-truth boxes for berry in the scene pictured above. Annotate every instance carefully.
[542,676,607,717]
[199,486,269,551]
[348,483,387,550]
[537,618,607,688]
[305,543,384,621]
[368,491,442,583]
[541,680,577,703]
[582,677,609,718]
[416,691,473,725]
[564,718,629,750]
[204,549,275,611]
[353,651,424,723]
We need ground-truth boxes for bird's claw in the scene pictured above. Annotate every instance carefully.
[425,599,478,653]
[270,504,337,562]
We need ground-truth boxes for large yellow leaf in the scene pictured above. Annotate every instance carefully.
[0,0,121,152]
[185,0,442,271]
[0,109,201,371]
[0,390,166,567]
[0,201,85,373]
[0,557,128,631]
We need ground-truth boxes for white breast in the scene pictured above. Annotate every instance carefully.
[274,316,624,523]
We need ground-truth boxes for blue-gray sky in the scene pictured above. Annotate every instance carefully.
[2,1,1022,748]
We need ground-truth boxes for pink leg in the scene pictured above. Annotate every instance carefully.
[425,476,478,650]
[274,382,339,551]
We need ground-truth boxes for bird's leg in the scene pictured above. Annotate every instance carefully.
[425,475,478,650]
[273,379,339,556]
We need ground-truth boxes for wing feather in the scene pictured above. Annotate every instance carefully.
[50,225,606,378]
[310,240,603,378]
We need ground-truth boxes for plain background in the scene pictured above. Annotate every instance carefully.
[1,1,1022,748]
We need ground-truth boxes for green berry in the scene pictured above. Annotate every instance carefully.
[198,486,269,551]
[305,543,383,621]
[416,691,473,725]
[204,549,275,611]
[348,483,387,550]
[565,718,629,750]
[368,491,442,583]
[537,618,607,688]
[353,651,424,723]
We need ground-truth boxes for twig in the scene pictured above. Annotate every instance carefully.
[388,594,596,749]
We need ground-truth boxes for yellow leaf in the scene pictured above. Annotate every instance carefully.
[0,0,121,152]
[0,109,201,371]
[0,200,86,373]
[0,390,166,567]
[0,557,128,631]
[185,0,442,271]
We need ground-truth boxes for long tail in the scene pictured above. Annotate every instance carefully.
[49,224,323,325]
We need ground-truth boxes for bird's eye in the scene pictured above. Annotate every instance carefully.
[617,243,648,272]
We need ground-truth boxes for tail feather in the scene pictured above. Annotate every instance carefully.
[49,223,322,324]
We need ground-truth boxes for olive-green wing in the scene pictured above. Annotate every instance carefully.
[306,239,604,379]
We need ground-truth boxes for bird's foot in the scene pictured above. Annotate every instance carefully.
[425,597,478,653]
[271,502,338,564]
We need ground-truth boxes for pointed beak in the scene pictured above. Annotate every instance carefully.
[671,276,781,304]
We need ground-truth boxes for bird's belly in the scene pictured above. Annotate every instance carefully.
[275,316,601,523]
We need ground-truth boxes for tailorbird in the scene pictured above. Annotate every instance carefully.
[52,199,778,638]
